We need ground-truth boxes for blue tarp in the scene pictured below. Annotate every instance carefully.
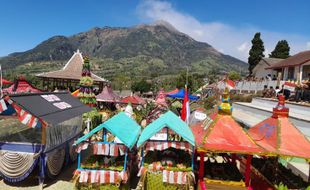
[167,89,199,100]
[74,112,141,149]
[137,111,195,147]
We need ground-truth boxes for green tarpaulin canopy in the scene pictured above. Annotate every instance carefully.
[74,112,141,149]
[137,111,195,147]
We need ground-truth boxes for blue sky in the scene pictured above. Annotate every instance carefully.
[0,0,309,60]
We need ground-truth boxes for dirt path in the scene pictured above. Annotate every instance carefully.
[0,164,76,190]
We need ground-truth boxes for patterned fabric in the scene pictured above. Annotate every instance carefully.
[162,170,188,185]
[77,169,128,184]
[92,144,126,156]
[145,141,192,152]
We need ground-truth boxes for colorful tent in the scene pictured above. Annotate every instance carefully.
[167,88,199,100]
[1,79,13,85]
[121,95,146,105]
[195,92,264,154]
[96,86,120,102]
[3,78,42,94]
[248,95,310,159]
[75,112,141,149]
[137,111,195,147]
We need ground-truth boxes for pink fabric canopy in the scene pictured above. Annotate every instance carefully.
[96,86,120,102]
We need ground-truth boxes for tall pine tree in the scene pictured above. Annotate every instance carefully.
[269,40,290,59]
[248,32,265,76]
[78,56,96,107]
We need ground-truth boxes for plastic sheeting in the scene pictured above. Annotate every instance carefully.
[45,116,82,152]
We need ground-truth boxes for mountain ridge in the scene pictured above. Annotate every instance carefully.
[0,21,247,78]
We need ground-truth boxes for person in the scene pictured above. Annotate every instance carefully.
[262,85,268,97]
[266,86,275,98]
[272,75,277,80]
[279,85,291,100]
[294,83,302,102]
[275,86,281,97]
[267,74,272,81]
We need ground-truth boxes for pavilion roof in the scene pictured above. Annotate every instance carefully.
[195,92,265,155]
[266,50,310,69]
[248,96,310,159]
[96,86,120,102]
[36,50,108,82]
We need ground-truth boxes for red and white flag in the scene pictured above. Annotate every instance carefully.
[225,79,235,90]
[181,87,190,124]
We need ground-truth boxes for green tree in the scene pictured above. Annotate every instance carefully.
[131,79,152,94]
[248,32,265,76]
[269,40,290,59]
[174,71,205,92]
[207,68,220,84]
[228,70,241,81]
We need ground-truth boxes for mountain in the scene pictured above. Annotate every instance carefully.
[0,21,247,79]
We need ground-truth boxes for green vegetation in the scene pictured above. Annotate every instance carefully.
[269,40,290,59]
[248,32,265,76]
[228,70,241,81]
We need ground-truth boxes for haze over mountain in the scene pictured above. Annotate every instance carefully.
[0,21,247,79]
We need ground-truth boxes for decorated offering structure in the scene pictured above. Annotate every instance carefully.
[192,89,265,190]
[0,92,91,184]
[136,111,196,190]
[248,95,310,189]
[73,112,141,189]
[78,56,96,107]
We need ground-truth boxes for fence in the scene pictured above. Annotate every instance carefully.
[217,80,286,94]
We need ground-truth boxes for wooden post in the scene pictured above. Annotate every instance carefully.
[41,125,46,145]
[245,155,252,187]
[232,153,237,164]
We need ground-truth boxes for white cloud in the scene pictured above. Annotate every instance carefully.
[137,0,309,61]
[307,42,310,50]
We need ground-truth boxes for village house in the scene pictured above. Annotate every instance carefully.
[252,57,283,79]
[266,50,310,81]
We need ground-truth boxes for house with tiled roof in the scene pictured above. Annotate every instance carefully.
[253,57,283,79]
[266,50,310,81]
[36,50,108,91]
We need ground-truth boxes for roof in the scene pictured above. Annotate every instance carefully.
[75,112,141,149]
[267,50,310,69]
[196,93,264,154]
[137,111,195,147]
[121,95,146,105]
[3,79,42,94]
[7,92,91,125]
[36,50,108,82]
[167,88,199,100]
[260,57,283,66]
[96,86,120,102]
[248,96,310,159]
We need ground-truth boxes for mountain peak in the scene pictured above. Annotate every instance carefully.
[152,20,178,32]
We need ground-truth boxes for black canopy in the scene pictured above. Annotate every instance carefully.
[8,92,91,125]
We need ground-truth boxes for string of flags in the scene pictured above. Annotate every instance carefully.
[1,96,46,128]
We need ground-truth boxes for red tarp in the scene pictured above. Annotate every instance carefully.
[3,79,42,94]
[121,95,145,105]
[96,86,120,102]
[248,96,310,159]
